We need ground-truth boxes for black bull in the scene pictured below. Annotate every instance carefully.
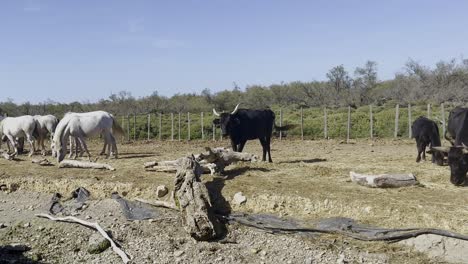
[433,107,468,186]
[213,107,291,162]
[411,116,444,165]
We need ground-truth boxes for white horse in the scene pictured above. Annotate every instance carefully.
[33,115,59,155]
[0,115,37,157]
[53,111,124,162]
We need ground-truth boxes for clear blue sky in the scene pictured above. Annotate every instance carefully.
[1,0,467,104]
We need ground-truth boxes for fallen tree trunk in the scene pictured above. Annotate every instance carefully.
[59,160,115,171]
[350,171,418,188]
[174,156,218,240]
[144,147,257,175]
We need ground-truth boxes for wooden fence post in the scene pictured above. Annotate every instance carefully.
[441,103,446,137]
[279,108,283,140]
[121,116,125,142]
[126,114,130,142]
[201,112,204,140]
[159,113,162,141]
[133,114,136,141]
[187,112,191,141]
[212,123,215,141]
[324,107,328,139]
[171,113,174,141]
[370,105,373,139]
[394,104,399,138]
[408,104,412,138]
[300,107,304,140]
[147,114,151,140]
[427,103,431,118]
[178,112,181,141]
[346,106,351,143]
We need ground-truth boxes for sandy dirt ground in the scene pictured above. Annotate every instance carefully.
[1,138,467,263]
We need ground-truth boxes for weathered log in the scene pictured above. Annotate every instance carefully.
[350,171,418,188]
[144,147,258,175]
[59,160,115,171]
[174,156,217,241]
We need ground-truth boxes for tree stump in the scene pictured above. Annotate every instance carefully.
[350,171,418,188]
[174,156,217,240]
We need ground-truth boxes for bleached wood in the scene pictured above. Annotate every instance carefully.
[350,171,418,188]
[35,214,131,263]
[59,160,115,171]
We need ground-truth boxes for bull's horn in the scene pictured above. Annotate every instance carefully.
[212,108,220,117]
[431,146,450,153]
[231,103,240,115]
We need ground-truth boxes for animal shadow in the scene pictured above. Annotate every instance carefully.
[118,154,156,159]
[279,158,327,164]
[0,245,44,264]
[223,167,271,179]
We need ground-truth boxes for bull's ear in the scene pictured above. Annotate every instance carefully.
[431,146,450,153]
[212,119,220,125]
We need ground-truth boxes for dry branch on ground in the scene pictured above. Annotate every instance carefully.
[35,213,131,263]
[58,160,115,171]
[350,171,418,188]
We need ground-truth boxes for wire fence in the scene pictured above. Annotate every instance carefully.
[116,103,468,142]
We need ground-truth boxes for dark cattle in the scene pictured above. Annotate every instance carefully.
[411,116,444,165]
[212,104,287,162]
[432,107,468,185]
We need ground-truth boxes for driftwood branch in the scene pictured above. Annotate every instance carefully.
[1,151,14,161]
[145,147,258,175]
[59,160,115,171]
[223,214,468,242]
[35,213,130,263]
[350,171,418,188]
[135,198,178,211]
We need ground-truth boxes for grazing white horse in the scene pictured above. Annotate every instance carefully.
[33,115,59,155]
[0,115,37,157]
[53,111,124,162]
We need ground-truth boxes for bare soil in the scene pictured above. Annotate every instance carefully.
[1,138,466,263]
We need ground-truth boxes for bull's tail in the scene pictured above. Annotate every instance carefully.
[111,115,125,137]
[32,119,39,140]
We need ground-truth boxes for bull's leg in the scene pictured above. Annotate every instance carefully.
[265,136,272,162]
[237,140,247,152]
[422,143,427,161]
[259,138,267,162]
[41,136,47,156]
[230,141,238,152]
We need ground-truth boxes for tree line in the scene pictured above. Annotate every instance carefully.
[1,58,468,117]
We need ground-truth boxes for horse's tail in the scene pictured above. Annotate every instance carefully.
[111,115,125,137]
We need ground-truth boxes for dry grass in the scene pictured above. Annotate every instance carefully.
[1,138,467,262]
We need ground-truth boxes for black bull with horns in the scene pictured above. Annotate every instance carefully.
[212,104,292,162]
[432,107,468,185]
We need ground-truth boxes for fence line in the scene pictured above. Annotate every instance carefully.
[116,103,460,142]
